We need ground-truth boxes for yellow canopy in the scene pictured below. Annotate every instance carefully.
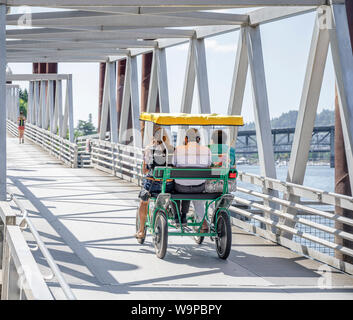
[139,112,244,126]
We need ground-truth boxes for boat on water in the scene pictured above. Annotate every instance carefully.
[236,157,248,165]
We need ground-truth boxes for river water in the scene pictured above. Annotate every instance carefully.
[235,164,336,256]
[236,164,334,192]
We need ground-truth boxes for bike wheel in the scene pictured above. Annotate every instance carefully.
[135,207,146,245]
[153,211,168,259]
[215,211,232,259]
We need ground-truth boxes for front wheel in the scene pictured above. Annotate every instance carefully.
[153,211,168,259]
[215,210,232,260]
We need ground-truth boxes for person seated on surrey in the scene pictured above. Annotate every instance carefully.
[171,128,212,228]
[209,129,236,168]
[135,127,174,240]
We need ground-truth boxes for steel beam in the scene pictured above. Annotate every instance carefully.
[2,1,330,7]
[283,9,330,238]
[99,63,110,140]
[246,25,279,231]
[246,26,276,180]
[228,27,248,147]
[178,39,196,146]
[108,62,118,143]
[6,12,248,29]
[287,10,329,185]
[0,4,5,200]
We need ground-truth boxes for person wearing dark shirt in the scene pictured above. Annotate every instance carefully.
[135,127,174,240]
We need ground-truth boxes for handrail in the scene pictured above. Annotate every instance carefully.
[232,170,353,275]
[6,120,78,168]
[1,201,53,300]
[7,190,76,300]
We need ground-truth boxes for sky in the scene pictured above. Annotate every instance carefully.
[7,7,336,129]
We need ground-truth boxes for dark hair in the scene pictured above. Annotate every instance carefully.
[212,130,227,144]
[20,111,24,115]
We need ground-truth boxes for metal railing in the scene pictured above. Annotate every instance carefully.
[6,120,78,168]
[90,139,143,185]
[231,171,353,275]
[0,201,53,300]
[7,191,76,300]
[76,132,110,168]
[76,133,99,168]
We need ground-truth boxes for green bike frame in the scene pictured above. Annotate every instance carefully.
[144,167,237,238]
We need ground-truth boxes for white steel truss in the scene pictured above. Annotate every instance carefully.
[0,1,352,215]
[7,74,75,142]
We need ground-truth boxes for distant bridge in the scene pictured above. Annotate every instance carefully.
[236,126,335,167]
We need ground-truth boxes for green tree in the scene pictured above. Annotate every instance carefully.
[19,88,28,117]
[75,113,97,137]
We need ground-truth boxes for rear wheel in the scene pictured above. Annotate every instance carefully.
[215,210,232,259]
[153,211,168,259]
[135,206,146,244]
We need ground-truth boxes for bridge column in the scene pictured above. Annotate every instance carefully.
[228,27,248,146]
[52,80,63,134]
[246,25,279,231]
[177,37,210,145]
[144,48,170,146]
[97,63,106,133]
[177,38,196,146]
[27,81,33,124]
[119,55,141,148]
[0,5,6,200]
[282,8,330,238]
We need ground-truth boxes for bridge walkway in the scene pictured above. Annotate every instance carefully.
[6,135,353,299]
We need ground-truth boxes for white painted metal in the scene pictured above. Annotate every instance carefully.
[282,10,330,237]
[119,57,131,144]
[245,25,279,231]
[119,55,141,148]
[2,1,330,7]
[246,26,277,180]
[99,63,110,141]
[287,9,330,186]
[7,74,72,81]
[27,81,33,124]
[130,55,142,148]
[228,27,248,147]
[0,4,5,200]
[9,191,77,300]
[108,62,118,143]
[177,39,196,146]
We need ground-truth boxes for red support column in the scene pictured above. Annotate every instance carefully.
[32,63,39,74]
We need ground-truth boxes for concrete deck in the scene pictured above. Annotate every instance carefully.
[6,135,353,299]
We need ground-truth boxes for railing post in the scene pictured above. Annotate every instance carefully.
[73,144,78,168]
[1,202,17,300]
